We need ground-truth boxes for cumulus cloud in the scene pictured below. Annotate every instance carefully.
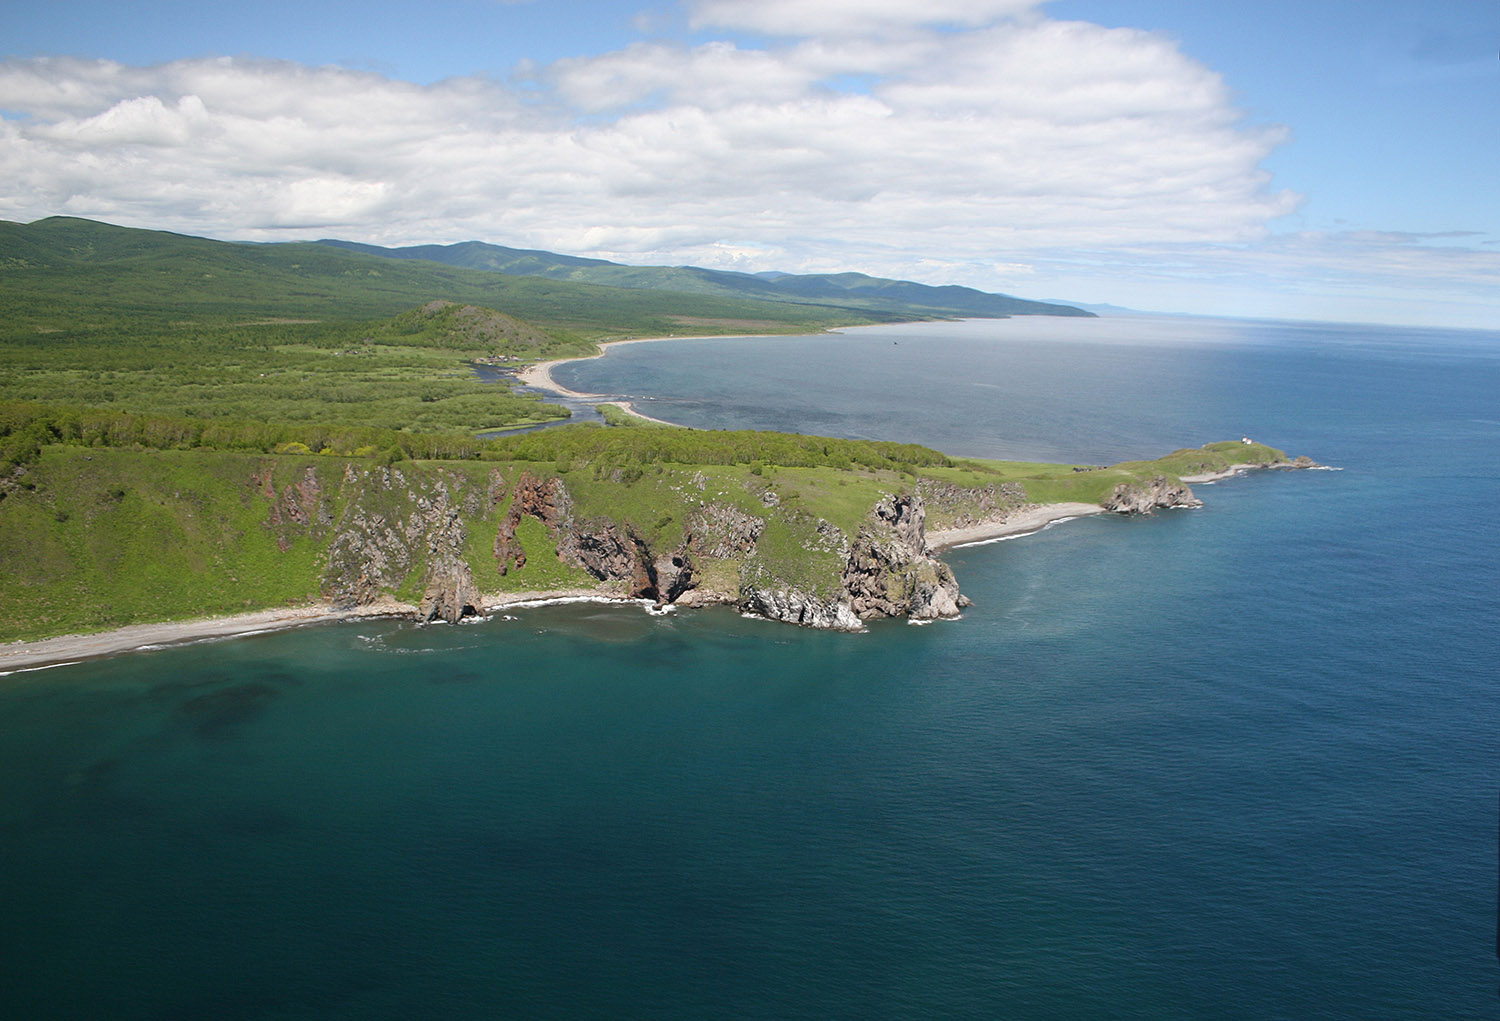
[688,0,1044,37]
[0,14,1298,278]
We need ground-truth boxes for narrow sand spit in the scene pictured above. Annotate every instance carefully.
[927,503,1105,550]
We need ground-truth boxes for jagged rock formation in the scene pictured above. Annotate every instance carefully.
[841,493,968,621]
[319,466,486,622]
[685,503,763,559]
[418,557,482,624]
[494,472,570,573]
[738,491,968,629]
[738,585,864,630]
[495,470,695,602]
[261,462,978,629]
[1103,475,1203,514]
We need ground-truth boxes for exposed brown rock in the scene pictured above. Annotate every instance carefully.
[1103,475,1202,514]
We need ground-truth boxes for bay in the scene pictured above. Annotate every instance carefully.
[2,315,1497,1018]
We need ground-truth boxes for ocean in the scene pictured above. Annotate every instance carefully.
[2,316,1497,1019]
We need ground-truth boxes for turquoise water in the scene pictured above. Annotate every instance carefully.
[3,316,1498,1018]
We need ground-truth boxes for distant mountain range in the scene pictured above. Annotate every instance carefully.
[317,238,1094,320]
[0,217,1093,337]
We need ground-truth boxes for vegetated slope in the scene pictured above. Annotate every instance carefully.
[0,409,1296,643]
[0,216,905,436]
[0,302,571,434]
[318,238,1095,319]
[0,217,899,342]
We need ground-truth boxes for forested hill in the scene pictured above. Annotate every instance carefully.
[318,238,1094,320]
[0,217,894,343]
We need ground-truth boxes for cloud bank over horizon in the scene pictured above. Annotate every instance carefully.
[1,0,1496,326]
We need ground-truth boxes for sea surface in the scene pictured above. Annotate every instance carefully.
[3,316,1498,1019]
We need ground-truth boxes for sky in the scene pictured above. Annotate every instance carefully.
[1,0,1496,328]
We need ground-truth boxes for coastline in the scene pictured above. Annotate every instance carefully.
[597,400,683,428]
[0,500,1112,673]
[0,586,629,675]
[516,333,775,400]
[1179,459,1327,483]
[927,503,1105,551]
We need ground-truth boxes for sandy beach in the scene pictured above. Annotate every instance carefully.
[1,502,1113,673]
[0,587,631,675]
[597,400,683,427]
[516,333,747,399]
[927,503,1105,550]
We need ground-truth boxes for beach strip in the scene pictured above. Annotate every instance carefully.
[515,333,764,400]
[927,502,1105,550]
[0,588,624,675]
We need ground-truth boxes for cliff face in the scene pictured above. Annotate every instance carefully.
[274,461,971,629]
[841,493,967,622]
[318,464,488,623]
[736,491,967,630]
[1102,475,1202,514]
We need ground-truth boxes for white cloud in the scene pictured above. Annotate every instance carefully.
[0,16,1305,297]
[688,0,1044,37]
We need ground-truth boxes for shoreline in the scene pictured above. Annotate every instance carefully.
[0,586,632,676]
[0,501,1112,673]
[927,503,1105,550]
[1179,459,1329,484]
[597,400,683,428]
[517,332,781,401]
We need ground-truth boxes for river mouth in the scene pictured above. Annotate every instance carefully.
[469,359,606,437]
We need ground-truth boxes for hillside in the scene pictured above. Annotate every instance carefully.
[318,237,1094,320]
[0,416,1297,645]
[0,217,900,345]
[0,213,1307,651]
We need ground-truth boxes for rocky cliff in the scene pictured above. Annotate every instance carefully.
[267,460,973,630]
[736,491,968,629]
[1102,475,1203,514]
[316,464,489,623]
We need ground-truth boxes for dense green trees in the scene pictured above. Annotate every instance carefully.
[0,398,957,477]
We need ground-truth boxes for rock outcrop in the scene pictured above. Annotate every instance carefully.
[418,557,482,624]
[494,472,571,573]
[319,466,486,622]
[1103,475,1203,514]
[842,493,968,621]
[496,470,695,604]
[738,490,968,629]
[738,585,864,630]
[264,462,976,629]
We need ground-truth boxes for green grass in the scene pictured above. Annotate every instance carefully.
[0,439,1280,643]
[491,516,597,593]
[0,447,328,638]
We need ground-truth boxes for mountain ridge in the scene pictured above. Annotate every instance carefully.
[316,237,1094,320]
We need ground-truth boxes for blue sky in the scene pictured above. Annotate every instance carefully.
[2,0,1496,327]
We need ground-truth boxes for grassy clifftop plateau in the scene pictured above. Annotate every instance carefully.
[0,428,1297,643]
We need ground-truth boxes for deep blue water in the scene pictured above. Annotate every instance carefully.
[3,316,1498,1019]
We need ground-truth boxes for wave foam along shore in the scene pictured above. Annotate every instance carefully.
[0,588,629,675]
